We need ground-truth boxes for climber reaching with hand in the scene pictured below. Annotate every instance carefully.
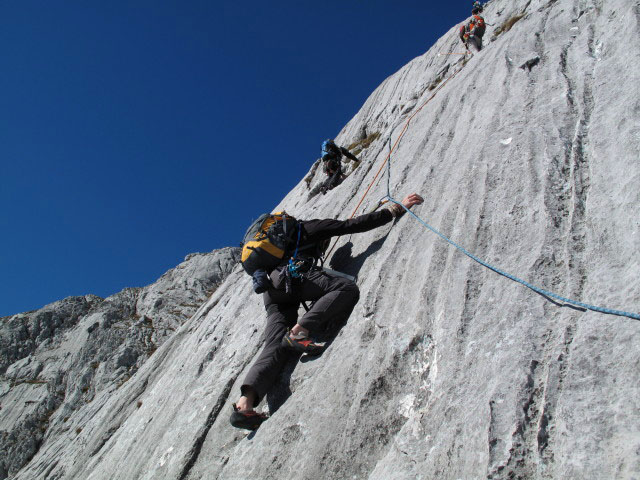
[230,192,424,430]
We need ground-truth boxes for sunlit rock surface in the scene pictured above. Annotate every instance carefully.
[0,248,239,479]
[4,0,639,478]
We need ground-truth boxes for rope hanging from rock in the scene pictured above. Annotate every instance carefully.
[323,46,638,321]
[383,139,640,322]
[325,58,468,258]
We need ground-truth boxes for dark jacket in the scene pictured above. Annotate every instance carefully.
[322,145,358,175]
[283,209,394,268]
[268,209,394,291]
[300,208,392,246]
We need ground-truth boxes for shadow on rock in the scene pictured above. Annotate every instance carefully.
[298,314,349,365]
[301,231,392,362]
[266,351,302,414]
[329,230,390,277]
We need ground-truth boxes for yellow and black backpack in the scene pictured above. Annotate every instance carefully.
[241,212,298,275]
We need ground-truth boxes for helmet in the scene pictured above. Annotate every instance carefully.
[322,139,335,153]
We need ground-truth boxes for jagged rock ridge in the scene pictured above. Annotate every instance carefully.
[0,248,240,479]
[3,0,640,478]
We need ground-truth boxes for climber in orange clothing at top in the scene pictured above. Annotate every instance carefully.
[459,1,486,52]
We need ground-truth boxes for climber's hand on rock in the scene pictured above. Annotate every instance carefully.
[401,193,424,209]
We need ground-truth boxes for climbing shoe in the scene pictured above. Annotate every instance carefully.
[229,404,268,430]
[281,331,325,355]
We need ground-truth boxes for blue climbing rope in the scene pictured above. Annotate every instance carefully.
[383,143,640,321]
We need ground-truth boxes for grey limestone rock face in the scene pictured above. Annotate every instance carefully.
[0,295,102,375]
[0,247,239,479]
[5,0,640,478]
[135,248,241,342]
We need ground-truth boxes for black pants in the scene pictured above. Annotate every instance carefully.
[241,269,360,405]
[323,168,344,191]
[468,34,482,52]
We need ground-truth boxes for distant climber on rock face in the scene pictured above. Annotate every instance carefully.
[229,192,425,430]
[318,139,359,195]
[460,2,486,52]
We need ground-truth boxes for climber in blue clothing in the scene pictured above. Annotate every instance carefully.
[319,139,359,194]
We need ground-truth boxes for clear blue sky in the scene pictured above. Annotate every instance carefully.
[1,1,471,316]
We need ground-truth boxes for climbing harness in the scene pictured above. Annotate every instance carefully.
[281,225,304,292]
[281,225,330,293]
[382,144,640,322]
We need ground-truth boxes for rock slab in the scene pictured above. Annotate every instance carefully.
[4,0,640,478]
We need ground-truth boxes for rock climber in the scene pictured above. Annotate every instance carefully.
[459,1,486,52]
[318,139,359,194]
[230,192,425,430]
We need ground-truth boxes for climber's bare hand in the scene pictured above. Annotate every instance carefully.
[401,193,424,209]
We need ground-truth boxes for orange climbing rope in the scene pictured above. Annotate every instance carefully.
[350,60,467,218]
[324,56,469,258]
